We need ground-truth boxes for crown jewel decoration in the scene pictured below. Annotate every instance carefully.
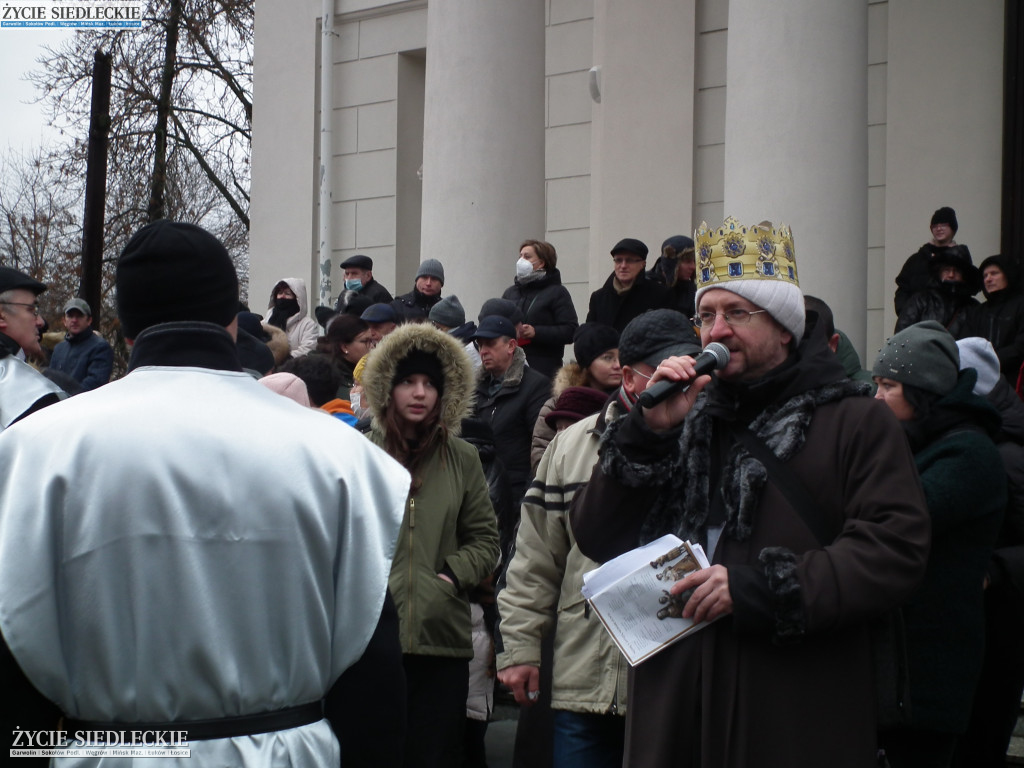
[694,216,799,290]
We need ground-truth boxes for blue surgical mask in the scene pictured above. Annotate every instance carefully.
[344,278,363,291]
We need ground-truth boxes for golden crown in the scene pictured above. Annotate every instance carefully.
[694,217,798,289]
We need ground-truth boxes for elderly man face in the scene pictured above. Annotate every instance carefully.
[477,335,517,377]
[696,288,791,383]
[0,288,44,357]
[344,267,372,287]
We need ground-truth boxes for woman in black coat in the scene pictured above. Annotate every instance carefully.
[502,240,579,379]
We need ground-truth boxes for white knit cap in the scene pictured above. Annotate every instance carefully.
[956,337,1001,396]
[695,279,806,340]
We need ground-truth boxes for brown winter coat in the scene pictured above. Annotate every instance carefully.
[571,334,930,768]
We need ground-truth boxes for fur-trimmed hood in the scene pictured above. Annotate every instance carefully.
[550,361,589,400]
[363,322,475,434]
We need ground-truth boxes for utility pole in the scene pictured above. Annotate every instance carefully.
[81,49,112,329]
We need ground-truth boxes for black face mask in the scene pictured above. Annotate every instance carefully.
[268,297,300,330]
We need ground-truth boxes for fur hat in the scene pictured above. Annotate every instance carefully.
[930,206,958,235]
[363,323,474,434]
[872,320,960,396]
[573,323,619,369]
[956,337,1001,396]
[661,235,695,259]
[264,323,291,365]
[416,258,445,285]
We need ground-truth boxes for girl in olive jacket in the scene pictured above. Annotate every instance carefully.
[362,323,500,768]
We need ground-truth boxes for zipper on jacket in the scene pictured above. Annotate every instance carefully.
[406,496,415,642]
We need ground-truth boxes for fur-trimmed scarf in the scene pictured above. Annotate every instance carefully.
[599,378,872,548]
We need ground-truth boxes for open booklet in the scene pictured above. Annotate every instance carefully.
[581,534,716,666]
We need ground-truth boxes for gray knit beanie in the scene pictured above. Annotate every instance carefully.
[428,294,466,328]
[416,258,445,285]
[872,320,960,395]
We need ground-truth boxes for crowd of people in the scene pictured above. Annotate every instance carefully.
[0,212,1021,768]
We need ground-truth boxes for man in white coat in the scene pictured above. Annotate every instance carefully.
[0,220,410,766]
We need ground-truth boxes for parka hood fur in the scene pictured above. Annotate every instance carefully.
[364,323,475,435]
[551,361,590,400]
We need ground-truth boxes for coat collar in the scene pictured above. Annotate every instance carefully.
[127,321,243,373]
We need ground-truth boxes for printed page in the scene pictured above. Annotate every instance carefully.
[583,535,714,666]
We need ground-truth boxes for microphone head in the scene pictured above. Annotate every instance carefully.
[704,342,731,369]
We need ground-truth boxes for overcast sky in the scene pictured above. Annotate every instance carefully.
[0,26,75,155]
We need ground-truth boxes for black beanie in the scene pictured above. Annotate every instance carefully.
[930,206,958,235]
[393,349,445,398]
[117,220,238,339]
[573,323,620,369]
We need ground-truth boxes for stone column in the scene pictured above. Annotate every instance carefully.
[723,0,868,353]
[419,0,546,316]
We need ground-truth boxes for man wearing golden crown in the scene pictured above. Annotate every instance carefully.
[571,218,930,768]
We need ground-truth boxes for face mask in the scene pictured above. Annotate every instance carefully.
[516,257,534,279]
[344,278,363,291]
[350,391,367,419]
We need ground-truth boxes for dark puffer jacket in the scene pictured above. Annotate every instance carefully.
[895,243,974,316]
[502,268,578,379]
[473,346,550,504]
[586,272,672,332]
[895,246,981,336]
[391,287,442,323]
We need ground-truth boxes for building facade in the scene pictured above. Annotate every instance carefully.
[250,0,1006,361]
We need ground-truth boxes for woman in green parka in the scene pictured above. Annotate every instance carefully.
[362,322,500,768]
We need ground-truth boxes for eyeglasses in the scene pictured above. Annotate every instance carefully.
[612,257,644,266]
[1,301,40,316]
[692,308,768,328]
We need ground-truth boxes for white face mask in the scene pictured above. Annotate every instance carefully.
[350,391,367,419]
[516,257,534,279]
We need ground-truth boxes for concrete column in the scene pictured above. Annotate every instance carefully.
[588,0,696,291]
[250,0,319,309]
[419,0,545,316]
[723,0,868,353]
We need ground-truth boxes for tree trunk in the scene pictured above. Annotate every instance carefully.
[147,0,182,222]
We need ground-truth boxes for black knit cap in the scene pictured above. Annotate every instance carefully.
[117,220,238,339]
[618,309,701,368]
[573,322,619,369]
[930,206,958,235]
[393,348,445,398]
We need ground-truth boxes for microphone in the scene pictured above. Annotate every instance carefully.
[637,342,730,409]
